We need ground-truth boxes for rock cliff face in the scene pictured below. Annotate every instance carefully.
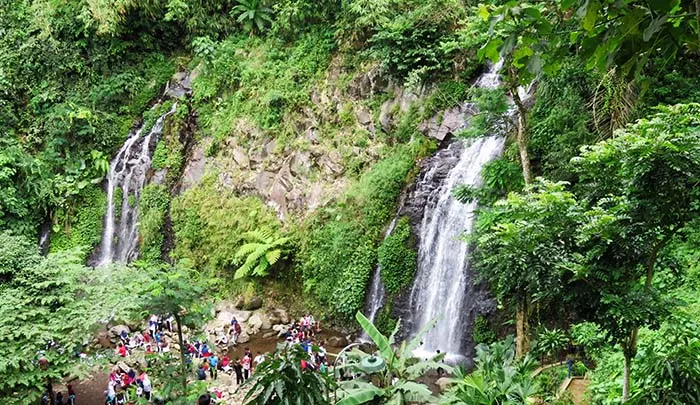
[176,61,432,220]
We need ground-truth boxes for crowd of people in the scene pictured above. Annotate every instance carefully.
[98,312,330,404]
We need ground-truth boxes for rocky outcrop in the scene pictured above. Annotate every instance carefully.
[419,102,478,141]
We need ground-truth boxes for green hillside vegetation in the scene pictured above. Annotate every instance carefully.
[1,0,699,404]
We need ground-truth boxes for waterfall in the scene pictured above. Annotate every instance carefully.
[362,215,401,336]
[408,136,504,359]
[400,62,508,360]
[96,104,176,266]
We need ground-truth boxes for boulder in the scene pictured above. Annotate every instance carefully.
[327,336,349,348]
[232,310,252,323]
[238,331,250,344]
[217,311,235,324]
[263,332,276,339]
[435,377,454,392]
[245,296,263,311]
[247,314,264,330]
[95,329,111,348]
[269,308,290,324]
[234,296,246,309]
[108,325,130,339]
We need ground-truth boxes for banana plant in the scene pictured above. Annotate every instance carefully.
[336,312,452,405]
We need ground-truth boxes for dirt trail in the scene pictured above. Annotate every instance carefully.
[566,378,590,405]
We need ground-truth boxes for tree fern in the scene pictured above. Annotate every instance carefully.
[234,229,289,279]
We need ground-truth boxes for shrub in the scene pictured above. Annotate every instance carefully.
[138,184,170,263]
[170,177,281,273]
[377,217,416,294]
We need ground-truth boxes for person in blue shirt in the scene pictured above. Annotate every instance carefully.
[208,354,219,379]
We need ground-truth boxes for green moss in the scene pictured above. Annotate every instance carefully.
[50,186,107,259]
[377,217,417,294]
[138,184,170,263]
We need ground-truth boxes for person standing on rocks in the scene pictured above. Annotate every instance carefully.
[208,354,219,380]
[233,358,244,385]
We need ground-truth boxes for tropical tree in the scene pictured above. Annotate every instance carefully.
[473,180,582,357]
[477,1,565,184]
[336,312,450,405]
[234,229,290,279]
[138,265,209,397]
[573,103,700,400]
[441,337,539,405]
[244,344,335,405]
[231,0,274,35]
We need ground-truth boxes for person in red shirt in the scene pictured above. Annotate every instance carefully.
[116,343,128,357]
[221,355,232,373]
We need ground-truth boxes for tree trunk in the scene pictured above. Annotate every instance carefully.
[622,350,632,401]
[174,313,188,396]
[509,71,533,185]
[622,240,666,401]
[515,298,530,358]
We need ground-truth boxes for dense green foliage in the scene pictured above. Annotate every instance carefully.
[244,344,335,405]
[377,217,416,294]
[299,141,431,318]
[337,312,447,405]
[2,0,700,403]
[170,177,280,272]
[442,337,539,404]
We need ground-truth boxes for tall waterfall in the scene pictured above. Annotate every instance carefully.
[408,136,504,358]
[96,104,176,266]
[402,62,507,359]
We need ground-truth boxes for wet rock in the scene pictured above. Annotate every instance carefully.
[327,336,349,348]
[419,102,476,141]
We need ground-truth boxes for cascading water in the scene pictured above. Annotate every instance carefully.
[363,214,401,333]
[400,62,508,360]
[408,136,504,358]
[96,104,176,266]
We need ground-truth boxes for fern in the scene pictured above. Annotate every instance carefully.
[233,229,289,279]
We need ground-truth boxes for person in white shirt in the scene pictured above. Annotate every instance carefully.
[253,352,265,369]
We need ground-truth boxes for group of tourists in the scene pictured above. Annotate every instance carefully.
[99,312,330,403]
[40,386,76,405]
[105,367,153,404]
[114,314,174,358]
[195,346,266,385]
